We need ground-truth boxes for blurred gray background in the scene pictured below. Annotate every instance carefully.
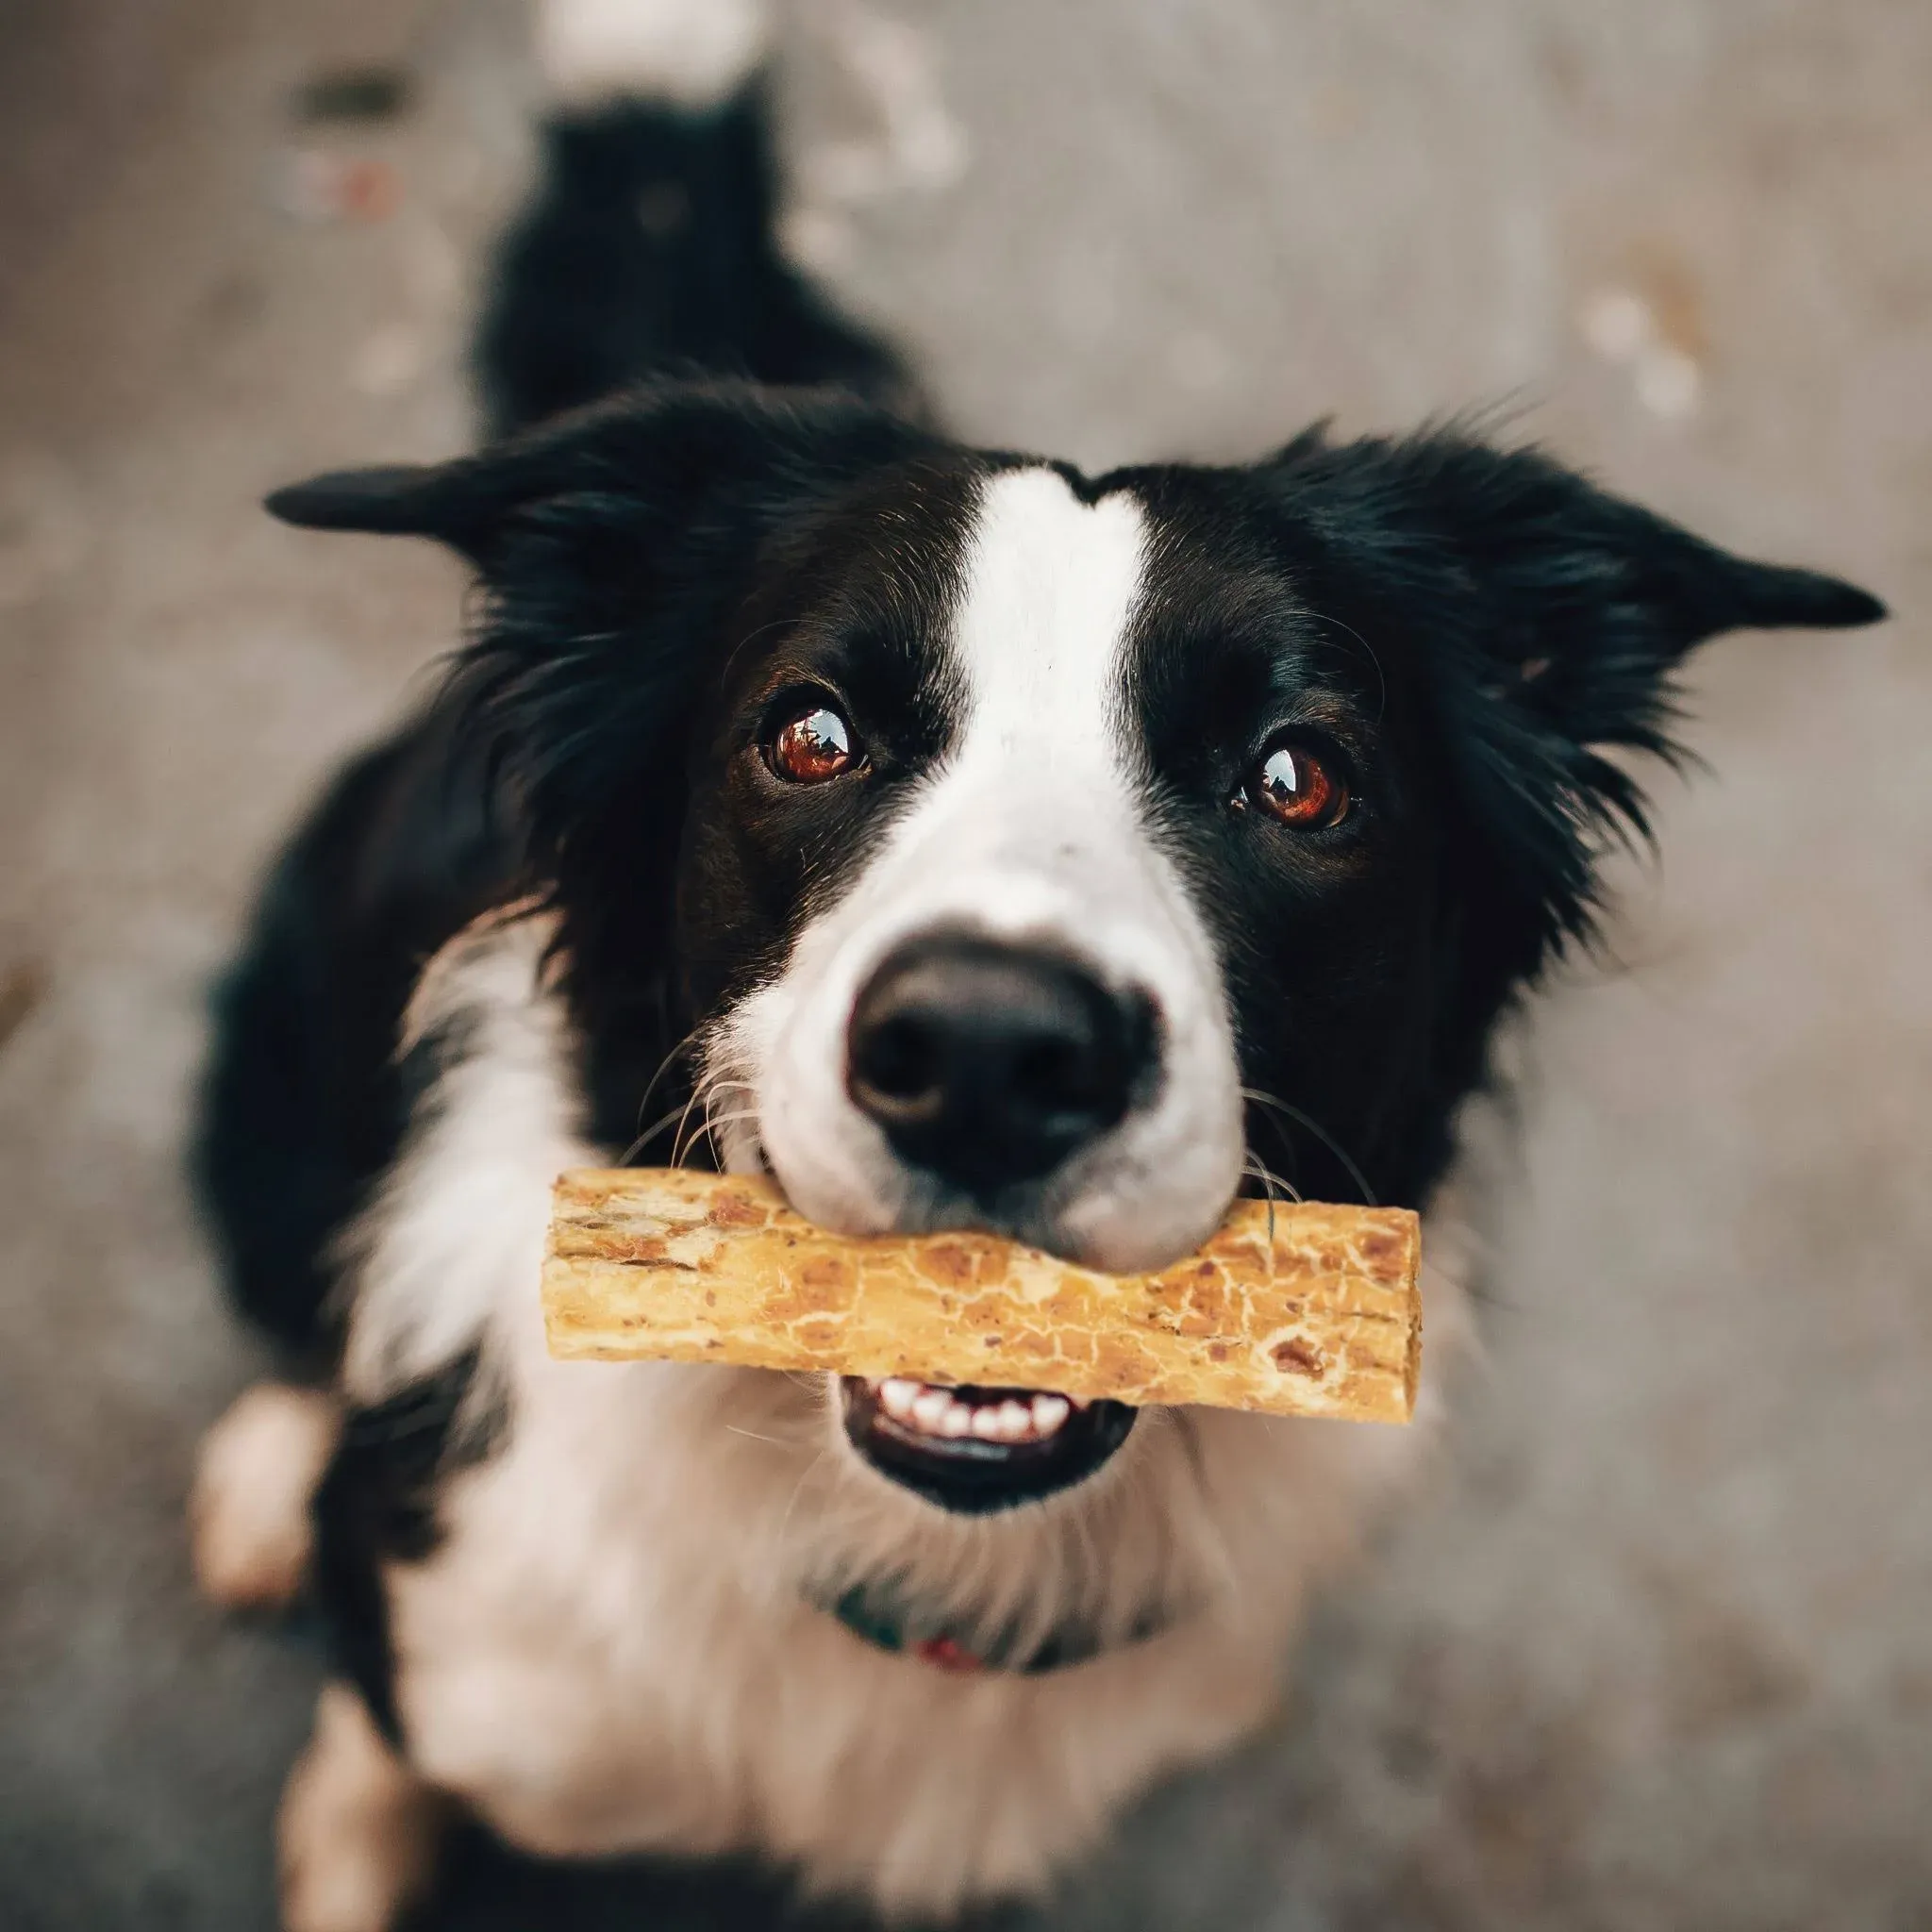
[1,1,1927,1927]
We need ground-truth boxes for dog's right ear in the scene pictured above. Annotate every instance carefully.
[269,383,937,952]
[266,380,930,577]
[267,459,503,553]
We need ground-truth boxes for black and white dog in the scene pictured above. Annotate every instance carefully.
[189,4,1883,1927]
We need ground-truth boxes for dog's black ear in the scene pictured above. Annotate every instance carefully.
[269,384,935,998]
[1266,427,1884,961]
[266,380,927,575]
[267,461,506,554]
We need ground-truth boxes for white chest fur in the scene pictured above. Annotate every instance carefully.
[348,912,1454,1914]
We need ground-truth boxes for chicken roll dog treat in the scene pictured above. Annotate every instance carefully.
[542,1170,1423,1423]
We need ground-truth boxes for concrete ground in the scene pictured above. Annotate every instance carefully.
[2,1,1927,1927]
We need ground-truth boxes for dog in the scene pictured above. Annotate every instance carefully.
[186,4,1884,1927]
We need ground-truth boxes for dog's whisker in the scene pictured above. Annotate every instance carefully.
[617,1047,757,1167]
[618,1100,707,1167]
[1241,1153,1301,1199]
[627,1021,708,1142]
[668,1079,716,1169]
[1240,1151,1299,1258]
[774,1448,831,1554]
[1241,1100,1305,1180]
[685,1106,765,1171]
[1301,604,1388,720]
[671,1066,760,1170]
[723,1423,800,1451]
[1240,1088,1376,1205]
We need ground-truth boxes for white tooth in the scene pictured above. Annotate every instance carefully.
[881,1380,918,1421]
[939,1404,973,1438]
[911,1390,950,1431]
[971,1407,1006,1441]
[1033,1395,1070,1435]
[998,1401,1033,1440]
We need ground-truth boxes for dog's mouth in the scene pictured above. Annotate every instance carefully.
[839,1375,1137,1514]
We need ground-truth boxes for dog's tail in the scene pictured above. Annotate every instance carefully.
[476,0,913,437]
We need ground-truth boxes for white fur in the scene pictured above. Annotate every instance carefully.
[191,1382,341,1612]
[536,0,772,109]
[341,907,594,1407]
[319,908,1466,1920]
[720,466,1248,1274]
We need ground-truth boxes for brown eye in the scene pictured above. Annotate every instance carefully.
[768,703,858,784]
[1241,739,1349,829]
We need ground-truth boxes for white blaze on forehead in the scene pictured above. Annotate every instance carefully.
[948,466,1147,777]
[882,464,1165,959]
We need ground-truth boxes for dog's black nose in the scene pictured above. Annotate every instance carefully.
[846,936,1154,1193]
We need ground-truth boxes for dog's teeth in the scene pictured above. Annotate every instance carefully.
[1032,1394,1070,1435]
[877,1380,1082,1444]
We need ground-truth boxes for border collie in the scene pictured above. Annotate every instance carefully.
[188,4,1883,1926]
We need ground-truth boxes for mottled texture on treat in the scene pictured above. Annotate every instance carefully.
[543,1169,1421,1422]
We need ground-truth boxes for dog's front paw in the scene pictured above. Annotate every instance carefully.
[191,1382,340,1612]
[279,1685,443,1932]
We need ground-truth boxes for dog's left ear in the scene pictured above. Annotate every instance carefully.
[1265,427,1885,956]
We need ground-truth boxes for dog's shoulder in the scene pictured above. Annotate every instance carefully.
[312,900,591,1737]
[340,900,592,1403]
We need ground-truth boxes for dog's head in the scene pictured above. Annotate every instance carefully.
[274,386,1878,1607]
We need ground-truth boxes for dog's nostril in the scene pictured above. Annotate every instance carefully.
[853,1014,942,1108]
[846,934,1156,1194]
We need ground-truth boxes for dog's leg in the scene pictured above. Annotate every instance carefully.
[191,1381,340,1611]
[279,1683,444,1932]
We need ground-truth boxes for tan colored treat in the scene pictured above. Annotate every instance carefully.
[542,1170,1421,1423]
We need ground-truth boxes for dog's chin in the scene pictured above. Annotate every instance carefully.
[839,1375,1137,1515]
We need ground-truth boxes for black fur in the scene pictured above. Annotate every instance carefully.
[312,1350,503,1744]
[475,89,914,438]
[192,698,517,1358]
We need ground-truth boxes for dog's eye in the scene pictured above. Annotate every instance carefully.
[1236,738,1349,830]
[768,702,859,784]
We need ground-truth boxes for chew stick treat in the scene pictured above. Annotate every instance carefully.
[543,1171,1423,1424]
